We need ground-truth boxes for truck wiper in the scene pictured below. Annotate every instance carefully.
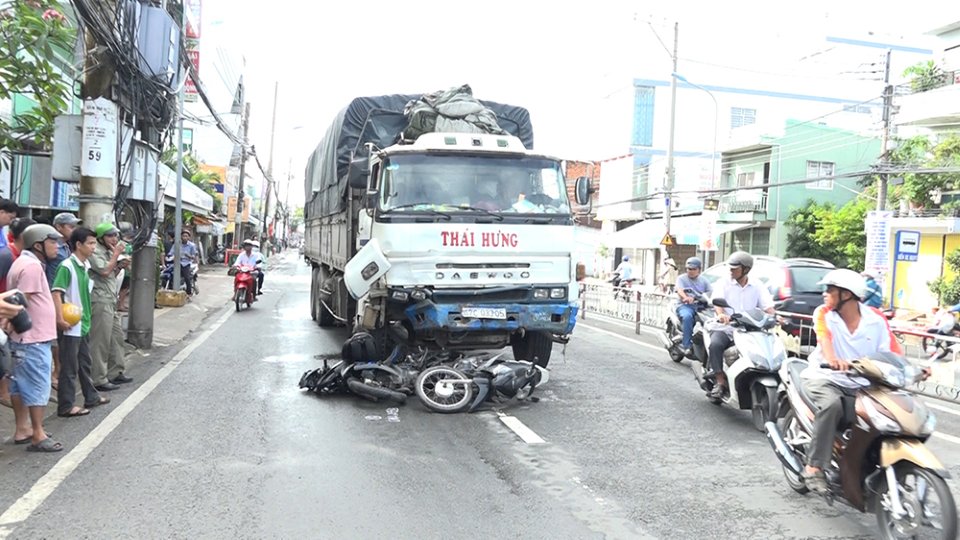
[379,203,452,221]
[453,205,504,222]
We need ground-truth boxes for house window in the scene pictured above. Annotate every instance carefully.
[631,156,650,212]
[731,107,756,128]
[632,86,655,147]
[806,160,835,190]
[736,171,755,187]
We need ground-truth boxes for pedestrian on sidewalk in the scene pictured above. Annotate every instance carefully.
[0,213,26,409]
[52,227,109,417]
[46,213,80,396]
[6,224,63,452]
[89,222,132,391]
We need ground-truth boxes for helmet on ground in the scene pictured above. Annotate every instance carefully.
[817,269,867,299]
[685,257,702,270]
[62,303,82,326]
[727,251,754,270]
[94,222,119,239]
[622,255,630,262]
[22,224,60,250]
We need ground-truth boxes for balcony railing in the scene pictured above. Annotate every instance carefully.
[719,191,767,214]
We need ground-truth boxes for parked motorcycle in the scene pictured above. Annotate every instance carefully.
[656,289,713,363]
[211,244,226,264]
[923,307,960,361]
[765,353,956,539]
[414,352,548,413]
[231,264,257,311]
[160,254,199,295]
[693,297,785,431]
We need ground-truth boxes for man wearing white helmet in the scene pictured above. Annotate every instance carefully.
[707,251,775,398]
[800,268,920,493]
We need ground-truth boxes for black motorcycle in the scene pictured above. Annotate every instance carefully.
[414,352,547,414]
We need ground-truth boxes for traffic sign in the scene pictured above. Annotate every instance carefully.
[660,233,676,246]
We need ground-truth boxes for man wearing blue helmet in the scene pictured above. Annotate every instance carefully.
[675,256,712,355]
[613,255,633,288]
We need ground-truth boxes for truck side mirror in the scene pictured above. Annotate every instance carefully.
[347,157,369,189]
[574,176,593,205]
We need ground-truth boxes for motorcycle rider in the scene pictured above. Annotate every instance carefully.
[234,239,264,295]
[178,231,198,297]
[612,255,633,289]
[800,269,923,493]
[860,270,883,308]
[706,251,775,398]
[675,256,712,356]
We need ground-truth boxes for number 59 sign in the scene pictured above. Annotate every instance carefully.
[81,97,118,179]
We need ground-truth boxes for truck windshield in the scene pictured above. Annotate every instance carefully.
[379,154,571,215]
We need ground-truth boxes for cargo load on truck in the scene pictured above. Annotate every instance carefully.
[304,85,534,218]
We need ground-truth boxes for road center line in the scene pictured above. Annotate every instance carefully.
[578,323,664,353]
[925,401,960,417]
[932,431,960,445]
[497,412,545,444]
[0,306,235,538]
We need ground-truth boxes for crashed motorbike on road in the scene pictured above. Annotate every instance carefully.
[765,353,956,539]
[298,332,548,412]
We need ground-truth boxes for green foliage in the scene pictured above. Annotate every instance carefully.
[888,134,960,208]
[785,198,870,270]
[0,0,76,169]
[903,60,947,93]
[160,148,224,215]
[929,248,960,305]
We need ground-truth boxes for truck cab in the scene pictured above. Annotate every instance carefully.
[344,133,581,366]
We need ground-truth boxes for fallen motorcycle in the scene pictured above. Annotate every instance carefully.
[415,352,548,414]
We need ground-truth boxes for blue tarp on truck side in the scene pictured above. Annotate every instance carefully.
[304,91,534,219]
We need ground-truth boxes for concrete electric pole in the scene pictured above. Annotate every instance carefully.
[663,22,679,239]
[234,103,250,248]
[877,48,893,211]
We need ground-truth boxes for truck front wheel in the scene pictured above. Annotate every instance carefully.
[511,331,553,368]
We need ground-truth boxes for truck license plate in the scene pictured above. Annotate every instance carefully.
[462,307,506,320]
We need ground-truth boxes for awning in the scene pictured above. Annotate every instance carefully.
[608,215,755,248]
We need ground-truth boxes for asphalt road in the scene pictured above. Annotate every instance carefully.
[1,253,959,539]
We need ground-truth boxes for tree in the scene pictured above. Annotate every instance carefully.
[903,60,947,93]
[929,249,960,306]
[160,148,223,214]
[0,0,75,169]
[882,134,960,210]
[785,197,870,270]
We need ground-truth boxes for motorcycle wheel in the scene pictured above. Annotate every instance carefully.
[235,288,244,312]
[875,463,957,540]
[665,321,684,363]
[778,408,810,494]
[415,366,474,413]
[751,384,778,432]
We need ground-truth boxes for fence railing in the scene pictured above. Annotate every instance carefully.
[578,282,960,404]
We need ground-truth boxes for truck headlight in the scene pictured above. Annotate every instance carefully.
[410,288,428,301]
[534,288,549,300]
[550,287,566,299]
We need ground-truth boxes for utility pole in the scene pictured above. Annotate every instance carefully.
[663,22,679,238]
[234,102,250,248]
[78,2,118,229]
[262,82,278,241]
[877,48,893,211]
[172,49,186,292]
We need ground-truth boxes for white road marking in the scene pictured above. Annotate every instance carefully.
[0,306,235,538]
[926,401,960,417]
[497,412,545,444]
[933,432,960,445]
[578,323,664,353]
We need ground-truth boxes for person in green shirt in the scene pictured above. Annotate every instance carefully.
[52,227,109,416]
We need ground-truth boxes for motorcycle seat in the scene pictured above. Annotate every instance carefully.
[786,361,820,412]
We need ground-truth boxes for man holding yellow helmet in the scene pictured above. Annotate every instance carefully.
[52,227,108,417]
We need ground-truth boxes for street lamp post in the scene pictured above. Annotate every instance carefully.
[673,73,718,268]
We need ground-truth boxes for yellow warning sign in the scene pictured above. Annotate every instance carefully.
[660,234,676,246]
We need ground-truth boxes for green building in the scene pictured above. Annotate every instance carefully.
[717,120,881,258]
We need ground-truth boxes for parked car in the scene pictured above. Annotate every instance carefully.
[701,256,835,348]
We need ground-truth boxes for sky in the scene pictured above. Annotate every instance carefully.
[186,0,956,207]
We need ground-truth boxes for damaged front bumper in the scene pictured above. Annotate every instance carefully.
[403,301,578,335]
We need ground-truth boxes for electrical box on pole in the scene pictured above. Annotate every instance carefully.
[131,4,181,92]
[52,114,83,182]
